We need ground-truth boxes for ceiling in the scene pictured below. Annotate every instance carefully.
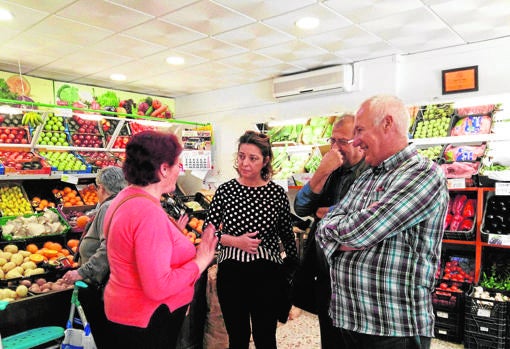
[1,0,509,98]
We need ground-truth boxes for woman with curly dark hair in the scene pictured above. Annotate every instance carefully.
[205,130,298,349]
[103,130,218,349]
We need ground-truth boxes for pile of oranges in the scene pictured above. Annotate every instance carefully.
[53,186,85,207]
[26,241,77,268]
[30,197,56,211]
[79,184,98,205]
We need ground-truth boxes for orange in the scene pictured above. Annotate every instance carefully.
[76,215,91,228]
[29,253,44,264]
[26,244,38,254]
[44,249,58,258]
[43,241,53,249]
[50,242,63,251]
[67,239,79,249]
[63,187,72,194]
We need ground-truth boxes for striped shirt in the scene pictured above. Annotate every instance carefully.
[316,144,449,337]
[206,179,298,264]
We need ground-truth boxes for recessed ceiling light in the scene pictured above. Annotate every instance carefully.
[110,74,126,81]
[166,56,185,65]
[0,9,13,21]
[295,17,320,30]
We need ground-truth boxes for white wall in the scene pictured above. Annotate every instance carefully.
[175,37,510,186]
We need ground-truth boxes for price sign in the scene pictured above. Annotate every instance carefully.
[181,150,211,171]
[54,108,73,117]
[495,182,510,196]
[447,178,466,189]
[61,174,79,185]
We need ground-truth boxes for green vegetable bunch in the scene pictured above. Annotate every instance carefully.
[57,84,80,104]
[97,91,120,108]
[480,263,510,291]
[0,78,17,100]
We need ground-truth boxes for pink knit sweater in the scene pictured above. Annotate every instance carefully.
[103,187,200,327]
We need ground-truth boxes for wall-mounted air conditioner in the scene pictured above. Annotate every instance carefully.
[272,65,354,99]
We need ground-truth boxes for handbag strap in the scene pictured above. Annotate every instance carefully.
[104,193,156,239]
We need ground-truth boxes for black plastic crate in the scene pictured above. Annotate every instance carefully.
[465,312,509,338]
[433,288,465,311]
[465,290,508,321]
[444,191,477,241]
[464,330,508,349]
[434,320,463,343]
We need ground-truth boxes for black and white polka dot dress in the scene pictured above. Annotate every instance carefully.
[206,179,298,264]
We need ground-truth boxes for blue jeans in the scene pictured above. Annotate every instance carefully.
[339,328,431,349]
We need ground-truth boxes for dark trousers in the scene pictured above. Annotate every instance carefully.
[78,285,110,349]
[217,259,281,349]
[339,328,431,349]
[107,304,187,349]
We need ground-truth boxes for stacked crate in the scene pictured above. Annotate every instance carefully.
[464,288,509,348]
[432,281,465,343]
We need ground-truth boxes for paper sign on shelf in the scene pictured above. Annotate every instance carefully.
[61,174,79,185]
[495,182,510,196]
[54,108,73,117]
[447,178,466,189]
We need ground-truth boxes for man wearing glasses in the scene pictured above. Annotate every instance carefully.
[292,114,367,349]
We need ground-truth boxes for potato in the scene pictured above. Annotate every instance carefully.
[3,244,18,254]
[21,261,36,271]
[16,285,28,298]
[19,250,31,257]
[5,269,22,279]
[10,253,24,266]
[14,266,24,274]
[20,279,32,287]
[0,269,4,279]
[0,257,7,267]
[2,252,12,261]
[29,284,41,293]
[2,261,16,273]
[35,278,47,286]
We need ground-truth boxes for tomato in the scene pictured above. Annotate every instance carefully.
[439,283,448,290]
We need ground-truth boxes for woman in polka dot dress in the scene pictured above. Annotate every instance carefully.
[205,130,299,349]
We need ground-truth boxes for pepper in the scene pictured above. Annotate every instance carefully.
[444,213,453,230]
[459,219,474,231]
[449,214,464,231]
[462,199,476,218]
[452,194,467,215]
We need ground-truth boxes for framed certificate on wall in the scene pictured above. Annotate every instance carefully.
[442,66,478,94]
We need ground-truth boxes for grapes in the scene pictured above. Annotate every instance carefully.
[413,103,454,139]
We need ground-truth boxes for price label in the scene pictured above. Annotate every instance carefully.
[495,182,510,196]
[61,174,79,184]
[447,178,466,189]
[55,108,72,117]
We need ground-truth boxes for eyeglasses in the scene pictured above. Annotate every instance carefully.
[327,137,354,146]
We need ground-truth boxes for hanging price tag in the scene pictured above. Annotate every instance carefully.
[54,108,73,117]
[495,182,510,196]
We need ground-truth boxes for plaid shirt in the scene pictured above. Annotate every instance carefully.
[316,144,449,337]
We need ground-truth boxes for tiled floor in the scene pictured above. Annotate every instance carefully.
[252,307,465,349]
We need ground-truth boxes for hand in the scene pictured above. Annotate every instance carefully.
[62,269,83,284]
[316,149,344,175]
[194,223,219,273]
[237,232,261,254]
[315,207,330,219]
[176,214,190,231]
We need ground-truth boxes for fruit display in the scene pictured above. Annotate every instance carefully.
[38,150,89,172]
[53,186,85,207]
[21,111,43,127]
[22,277,74,294]
[272,147,310,179]
[301,116,332,145]
[0,113,24,127]
[0,285,30,302]
[66,115,99,134]
[110,135,130,149]
[101,118,130,137]
[0,126,29,145]
[0,244,47,281]
[481,194,510,237]
[36,130,69,147]
[417,145,444,161]
[77,151,120,171]
[0,150,51,175]
[129,121,158,135]
[0,209,70,240]
[41,114,66,132]
[0,185,33,216]
[266,124,302,143]
[78,184,99,205]
[413,103,454,139]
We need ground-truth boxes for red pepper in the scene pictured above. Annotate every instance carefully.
[462,199,475,218]
[449,214,464,231]
[444,213,453,230]
[452,194,467,215]
[459,219,474,231]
